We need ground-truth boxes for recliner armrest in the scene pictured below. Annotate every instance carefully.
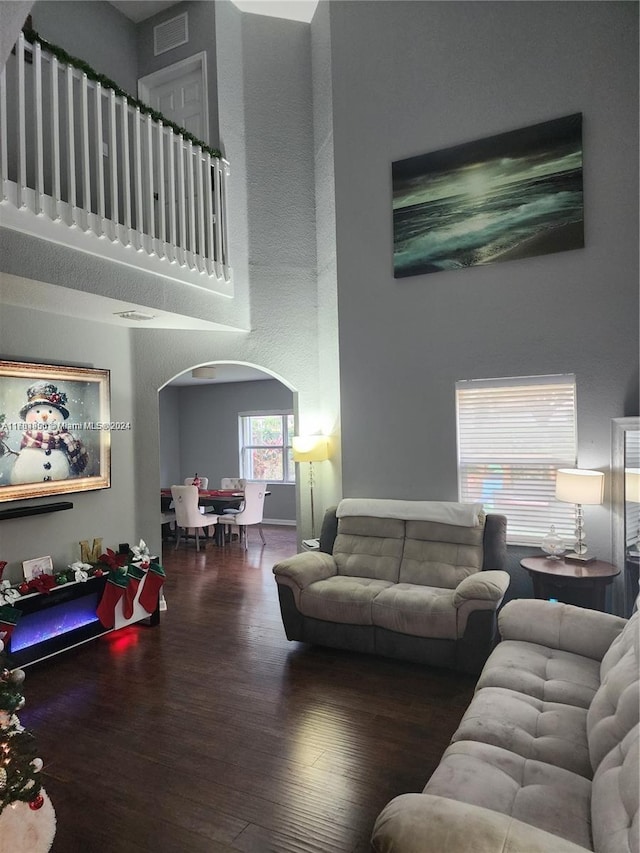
[497,599,627,661]
[371,794,590,853]
[453,570,510,609]
[273,551,337,590]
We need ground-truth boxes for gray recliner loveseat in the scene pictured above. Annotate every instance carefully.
[273,499,510,674]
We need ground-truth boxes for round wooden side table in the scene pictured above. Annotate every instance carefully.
[520,556,620,612]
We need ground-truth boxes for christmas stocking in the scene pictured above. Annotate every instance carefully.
[96,570,129,628]
[138,562,166,615]
[122,564,145,621]
[0,605,21,644]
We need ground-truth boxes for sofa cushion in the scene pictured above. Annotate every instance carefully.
[451,686,591,778]
[423,740,593,850]
[587,612,639,774]
[333,516,405,582]
[600,610,639,680]
[298,576,393,624]
[476,639,602,709]
[399,518,484,588]
[591,725,639,853]
[372,585,457,639]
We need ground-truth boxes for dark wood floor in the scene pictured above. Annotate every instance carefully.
[21,526,476,853]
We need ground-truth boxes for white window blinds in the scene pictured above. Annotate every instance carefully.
[456,375,577,546]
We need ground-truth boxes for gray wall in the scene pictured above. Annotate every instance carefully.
[158,385,181,488]
[328,1,639,588]
[0,304,136,585]
[160,378,296,521]
[31,0,138,95]
[137,0,220,149]
[0,1,33,67]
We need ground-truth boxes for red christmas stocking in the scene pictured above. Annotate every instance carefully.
[96,570,129,628]
[0,604,21,644]
[122,563,145,620]
[138,562,166,615]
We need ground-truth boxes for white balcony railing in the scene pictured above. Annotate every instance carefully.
[0,34,231,292]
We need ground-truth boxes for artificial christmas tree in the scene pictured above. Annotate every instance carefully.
[0,639,55,853]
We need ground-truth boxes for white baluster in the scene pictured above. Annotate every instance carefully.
[0,66,7,202]
[221,159,231,280]
[80,74,91,229]
[146,112,155,252]
[66,63,76,225]
[109,89,120,242]
[187,139,196,268]
[108,89,119,241]
[196,146,205,272]
[51,56,61,220]
[213,157,223,278]
[34,42,44,215]
[157,121,166,259]
[167,128,177,263]
[95,81,105,234]
[17,33,26,209]
[204,151,215,277]
[178,134,186,266]
[121,95,131,246]
[134,106,143,251]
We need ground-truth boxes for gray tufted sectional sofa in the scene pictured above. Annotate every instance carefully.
[273,499,510,675]
[372,599,639,853]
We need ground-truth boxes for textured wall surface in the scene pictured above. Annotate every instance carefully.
[0,304,136,583]
[31,0,138,94]
[329,1,639,573]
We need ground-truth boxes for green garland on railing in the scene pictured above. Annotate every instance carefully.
[22,28,222,159]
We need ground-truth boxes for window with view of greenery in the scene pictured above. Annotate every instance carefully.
[239,412,295,483]
[456,374,577,546]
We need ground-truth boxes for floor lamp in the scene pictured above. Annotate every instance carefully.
[292,436,330,539]
[555,468,605,563]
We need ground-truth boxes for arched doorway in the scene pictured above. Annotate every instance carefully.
[159,361,299,529]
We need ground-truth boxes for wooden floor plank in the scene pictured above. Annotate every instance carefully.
[19,526,475,852]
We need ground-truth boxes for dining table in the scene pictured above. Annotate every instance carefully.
[161,487,245,514]
[160,488,270,545]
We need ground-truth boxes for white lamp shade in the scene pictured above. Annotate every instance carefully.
[555,469,604,505]
[625,469,640,503]
[292,435,330,463]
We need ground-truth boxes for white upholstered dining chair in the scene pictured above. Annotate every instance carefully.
[220,477,246,490]
[221,482,266,549]
[171,485,219,552]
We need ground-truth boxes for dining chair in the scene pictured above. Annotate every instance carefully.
[220,477,247,520]
[220,477,246,490]
[185,476,209,490]
[171,485,219,552]
[221,482,267,550]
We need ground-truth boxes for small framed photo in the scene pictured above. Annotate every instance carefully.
[22,555,54,581]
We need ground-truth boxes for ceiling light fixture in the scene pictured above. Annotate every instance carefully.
[114,310,157,321]
[191,366,217,379]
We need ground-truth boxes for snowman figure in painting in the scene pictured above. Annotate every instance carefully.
[10,382,88,485]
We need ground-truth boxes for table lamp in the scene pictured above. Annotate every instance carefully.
[555,468,605,563]
[292,435,330,539]
[625,468,640,503]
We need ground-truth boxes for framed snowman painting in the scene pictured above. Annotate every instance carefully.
[0,361,111,502]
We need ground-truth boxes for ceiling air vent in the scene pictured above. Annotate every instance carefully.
[154,12,189,57]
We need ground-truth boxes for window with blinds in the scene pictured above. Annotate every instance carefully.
[456,375,577,546]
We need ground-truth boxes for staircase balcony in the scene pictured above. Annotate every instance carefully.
[0,33,232,296]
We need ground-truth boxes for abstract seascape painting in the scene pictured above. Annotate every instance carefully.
[392,113,584,278]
